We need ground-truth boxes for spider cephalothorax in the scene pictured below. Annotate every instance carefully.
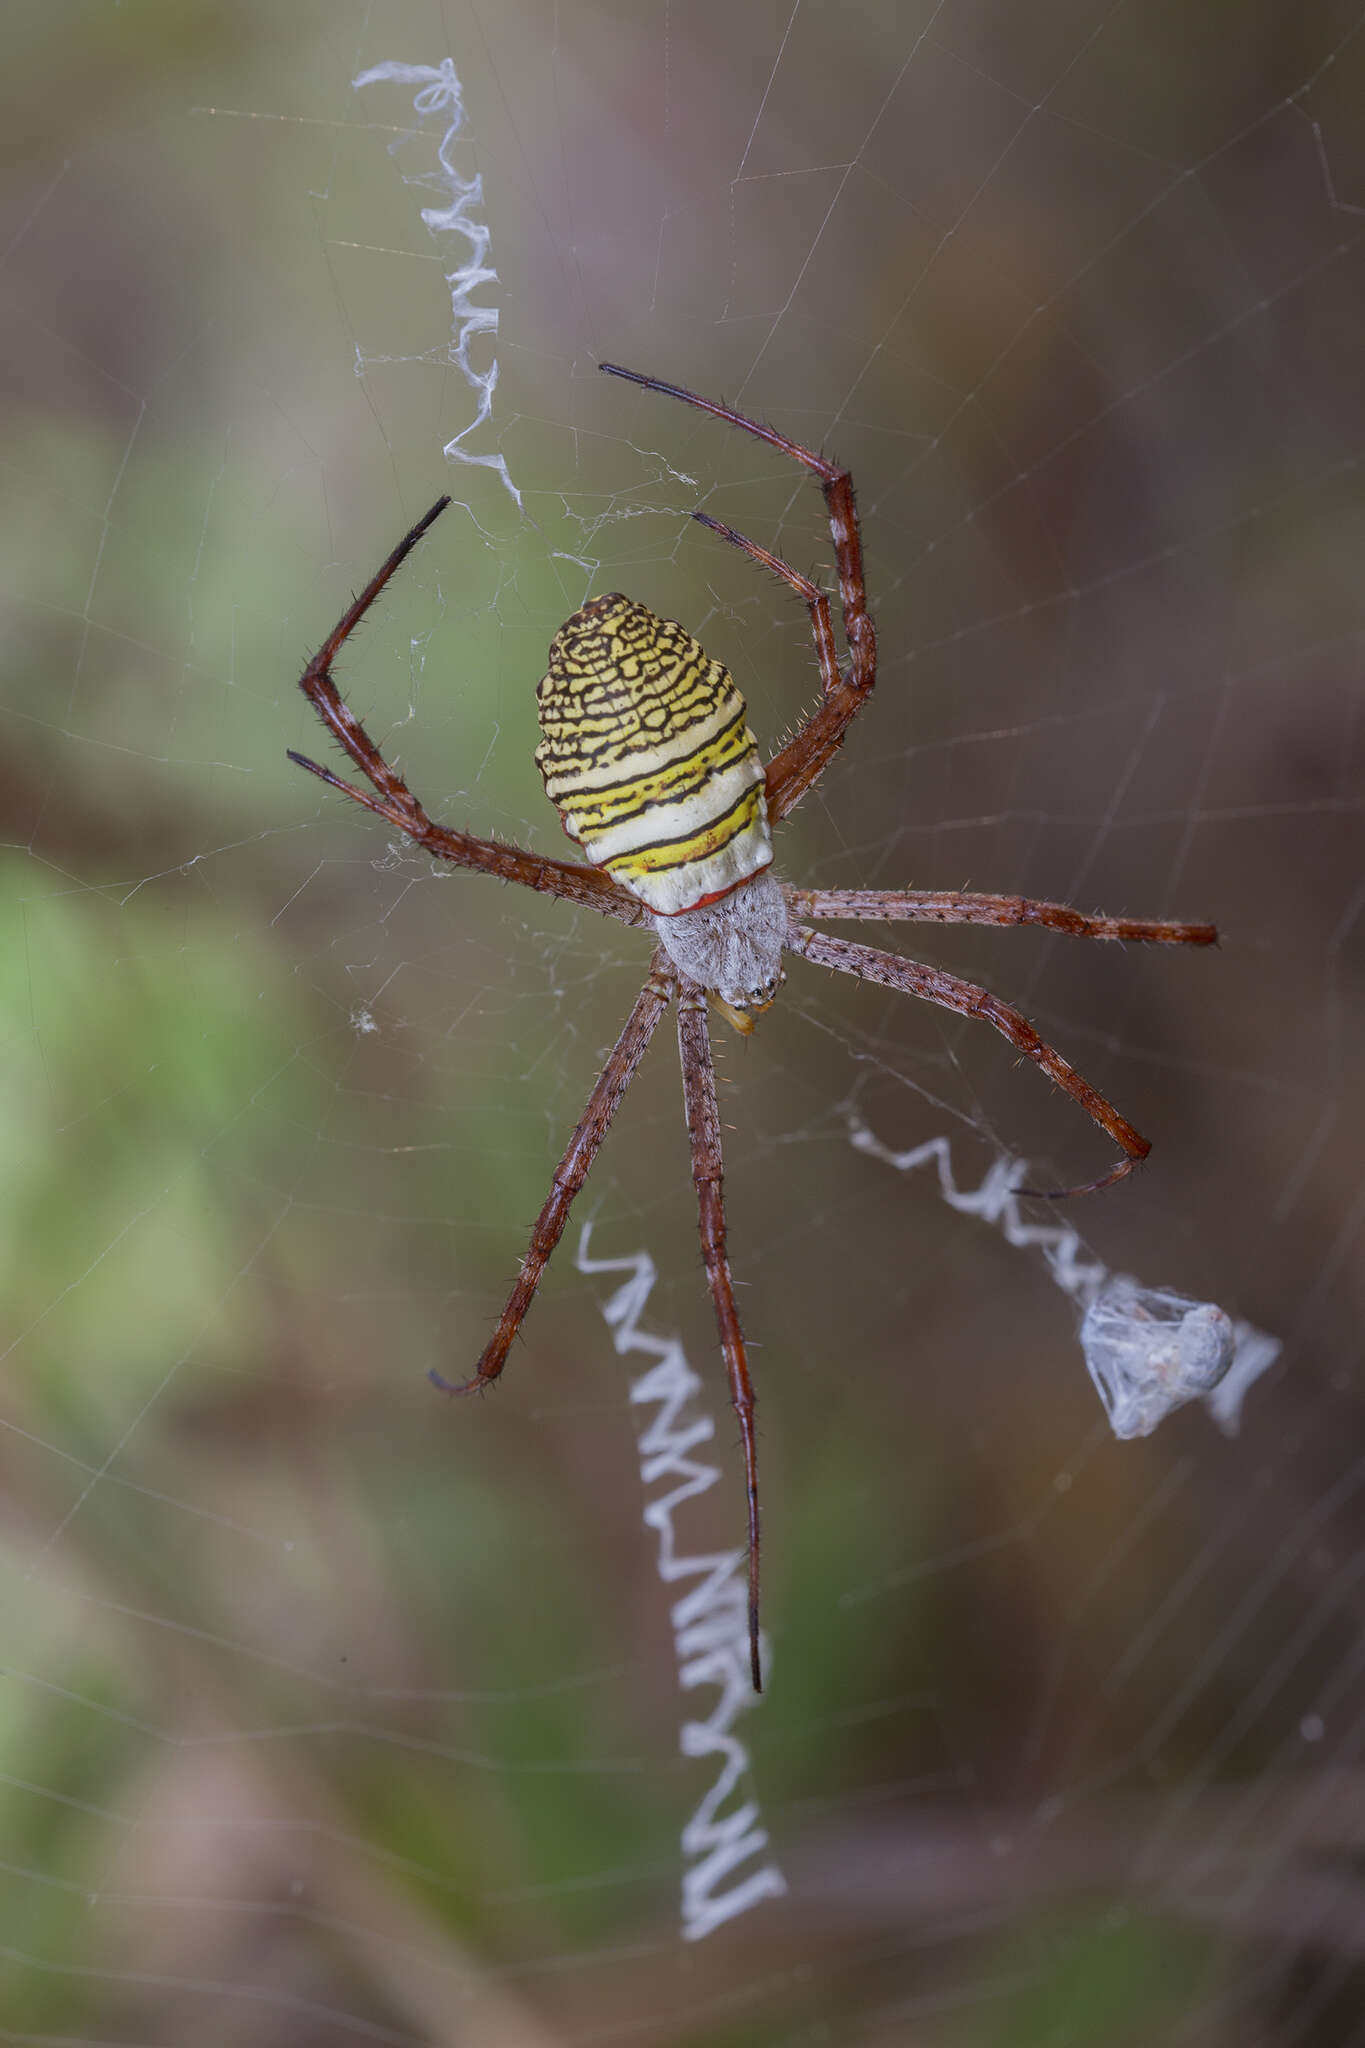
[290,362,1217,1690]
[649,872,788,1026]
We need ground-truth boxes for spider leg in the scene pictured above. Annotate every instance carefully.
[291,504,646,930]
[298,498,456,814]
[599,363,877,824]
[433,953,674,1397]
[787,886,1218,949]
[289,747,645,928]
[691,513,841,698]
[676,980,764,1693]
[787,923,1151,1199]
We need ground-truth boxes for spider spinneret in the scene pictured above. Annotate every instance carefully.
[289,360,1218,1692]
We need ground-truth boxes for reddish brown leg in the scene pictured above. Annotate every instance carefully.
[433,956,675,1396]
[296,496,452,799]
[788,924,1151,1198]
[787,887,1218,948]
[693,512,841,698]
[290,498,644,930]
[599,362,878,824]
[676,980,764,1693]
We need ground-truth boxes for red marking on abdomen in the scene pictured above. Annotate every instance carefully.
[652,855,774,916]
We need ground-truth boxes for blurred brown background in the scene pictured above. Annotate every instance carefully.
[1,0,1363,2040]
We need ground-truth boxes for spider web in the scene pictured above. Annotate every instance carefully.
[2,0,1364,2038]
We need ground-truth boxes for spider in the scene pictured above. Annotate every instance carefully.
[290,362,1217,1691]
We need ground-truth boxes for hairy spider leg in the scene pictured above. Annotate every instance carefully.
[691,512,842,700]
[432,956,675,1396]
[598,363,877,822]
[676,980,764,1692]
[289,496,645,930]
[786,887,1218,948]
[788,924,1152,1198]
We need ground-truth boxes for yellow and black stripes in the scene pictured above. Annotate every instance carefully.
[535,594,772,916]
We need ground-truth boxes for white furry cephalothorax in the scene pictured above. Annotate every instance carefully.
[652,869,788,1012]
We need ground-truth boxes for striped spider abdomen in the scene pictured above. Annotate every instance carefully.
[535,593,773,918]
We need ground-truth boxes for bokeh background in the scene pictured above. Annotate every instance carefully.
[2,0,1364,2040]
